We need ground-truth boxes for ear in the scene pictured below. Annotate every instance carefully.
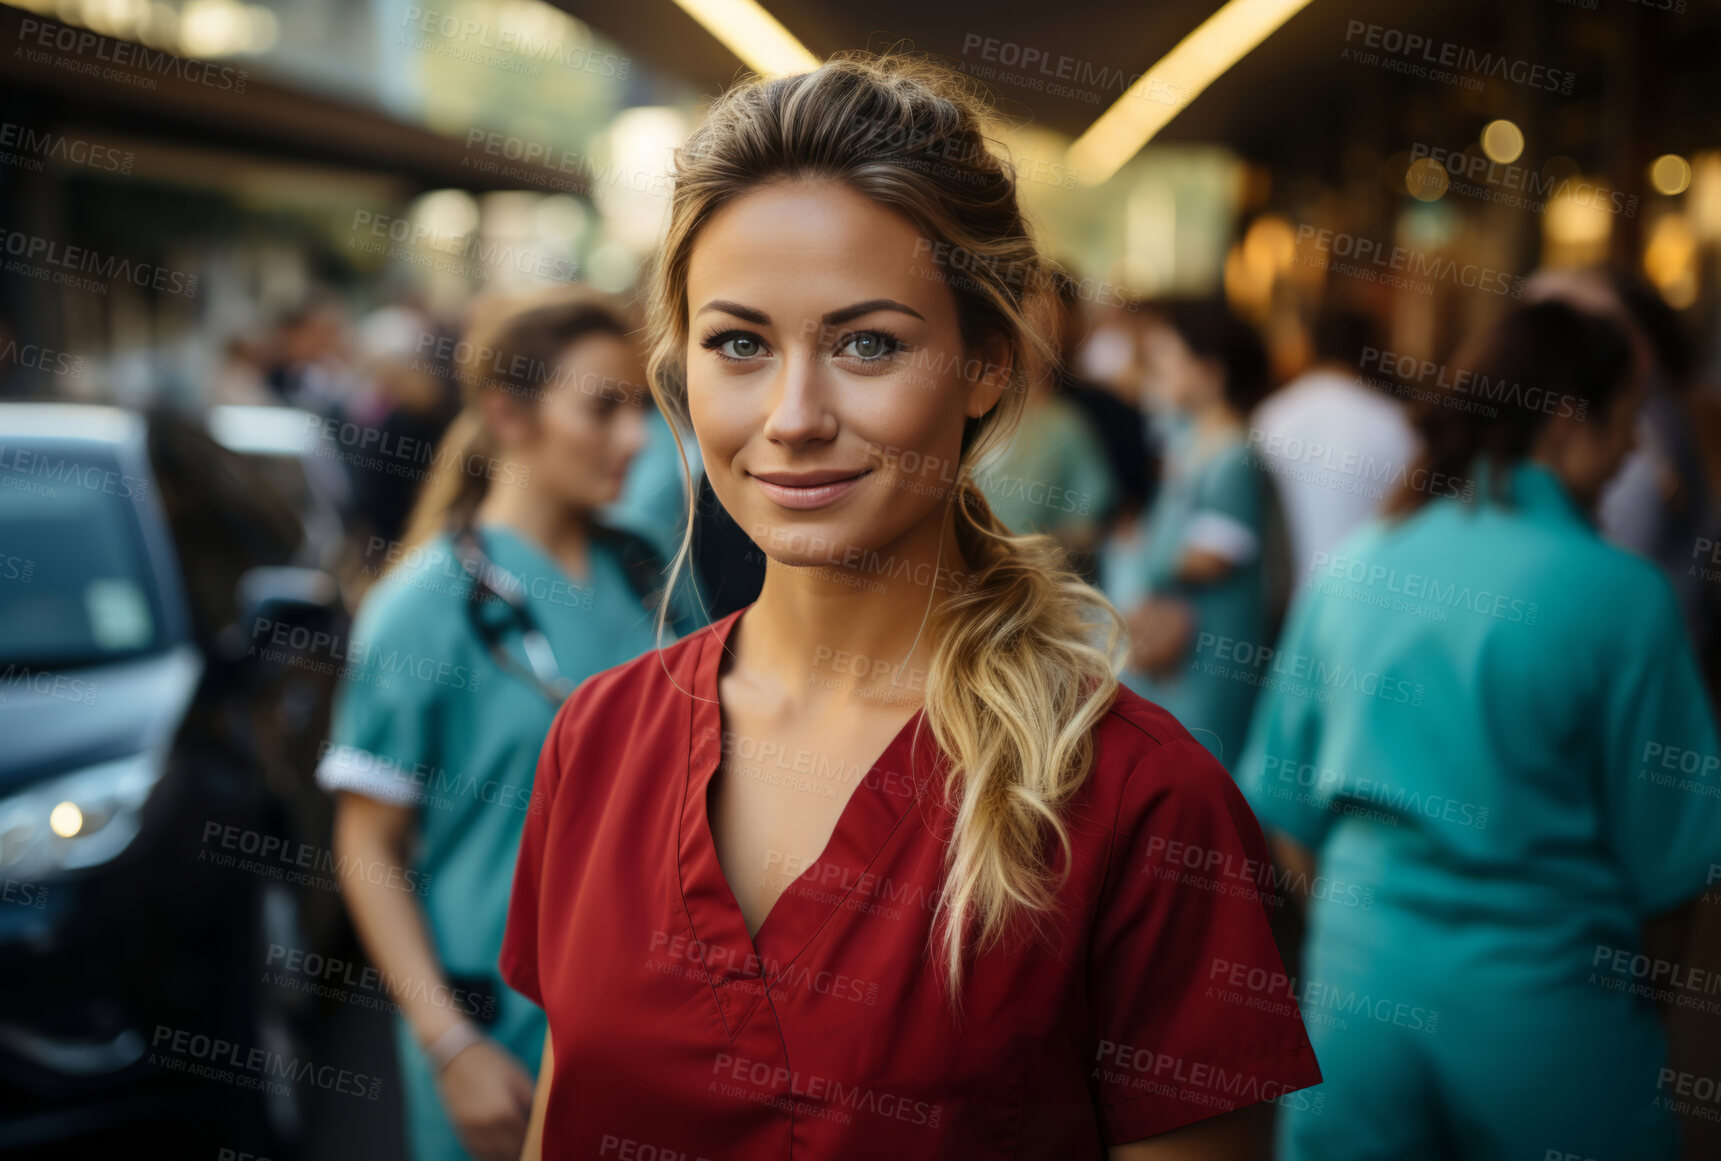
[477,389,533,448]
[964,332,1014,420]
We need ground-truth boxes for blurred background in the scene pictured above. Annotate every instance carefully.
[1,0,1719,1158]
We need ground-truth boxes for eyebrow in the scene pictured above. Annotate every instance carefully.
[694,298,926,326]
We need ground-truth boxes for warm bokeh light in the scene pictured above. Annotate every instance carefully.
[1480,119,1524,164]
[670,0,819,78]
[1068,0,1315,185]
[1649,153,1693,196]
[1644,212,1697,308]
[1406,157,1449,202]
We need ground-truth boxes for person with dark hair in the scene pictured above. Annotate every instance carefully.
[1237,299,1721,1161]
[1101,299,1287,770]
[1249,301,1418,574]
[1594,274,1717,653]
[321,289,683,1161]
[972,269,1119,582]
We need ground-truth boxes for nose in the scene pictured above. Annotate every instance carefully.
[761,352,837,447]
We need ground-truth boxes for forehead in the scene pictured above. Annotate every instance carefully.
[685,178,951,318]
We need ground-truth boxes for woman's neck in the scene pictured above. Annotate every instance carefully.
[473,484,592,575]
[734,502,967,713]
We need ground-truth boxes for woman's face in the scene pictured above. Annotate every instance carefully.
[497,332,650,514]
[683,178,1007,569]
[1140,321,1213,415]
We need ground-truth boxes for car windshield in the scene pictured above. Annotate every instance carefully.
[0,446,168,668]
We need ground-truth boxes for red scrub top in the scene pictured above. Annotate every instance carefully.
[501,605,1321,1159]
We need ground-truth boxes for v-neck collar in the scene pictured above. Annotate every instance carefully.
[676,604,940,1038]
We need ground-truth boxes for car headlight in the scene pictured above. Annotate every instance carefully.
[0,753,167,882]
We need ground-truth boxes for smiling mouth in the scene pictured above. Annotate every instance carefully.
[747,468,873,510]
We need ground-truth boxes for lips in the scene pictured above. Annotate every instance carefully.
[748,467,873,510]
[749,468,867,486]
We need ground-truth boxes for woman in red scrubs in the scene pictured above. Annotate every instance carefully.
[503,53,1321,1160]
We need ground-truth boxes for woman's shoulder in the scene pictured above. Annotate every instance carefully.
[351,533,471,641]
[544,621,710,744]
[1086,681,1254,825]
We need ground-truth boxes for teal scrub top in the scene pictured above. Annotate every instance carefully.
[978,395,1117,537]
[316,525,666,1159]
[1103,424,1271,769]
[1238,460,1721,960]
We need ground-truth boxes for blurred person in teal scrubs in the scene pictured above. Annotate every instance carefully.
[974,271,1119,581]
[1238,300,1721,1161]
[1102,299,1287,770]
[320,291,680,1161]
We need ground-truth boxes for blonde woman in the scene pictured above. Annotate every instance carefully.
[502,55,1320,1160]
[323,291,674,1161]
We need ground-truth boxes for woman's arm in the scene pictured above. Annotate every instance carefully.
[520,1030,554,1161]
[1109,1103,1269,1160]
[333,792,535,1161]
[1175,548,1238,587]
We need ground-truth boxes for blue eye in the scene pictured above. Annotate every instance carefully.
[841,331,902,361]
[701,329,767,362]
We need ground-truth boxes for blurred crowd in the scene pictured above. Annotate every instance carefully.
[57,260,1718,1159]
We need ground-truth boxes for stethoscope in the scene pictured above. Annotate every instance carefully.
[452,522,578,705]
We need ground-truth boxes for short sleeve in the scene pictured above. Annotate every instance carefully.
[499,680,583,1008]
[1089,736,1323,1144]
[1601,572,1721,917]
[314,588,454,808]
[1235,589,1332,850]
[1185,449,1263,564]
